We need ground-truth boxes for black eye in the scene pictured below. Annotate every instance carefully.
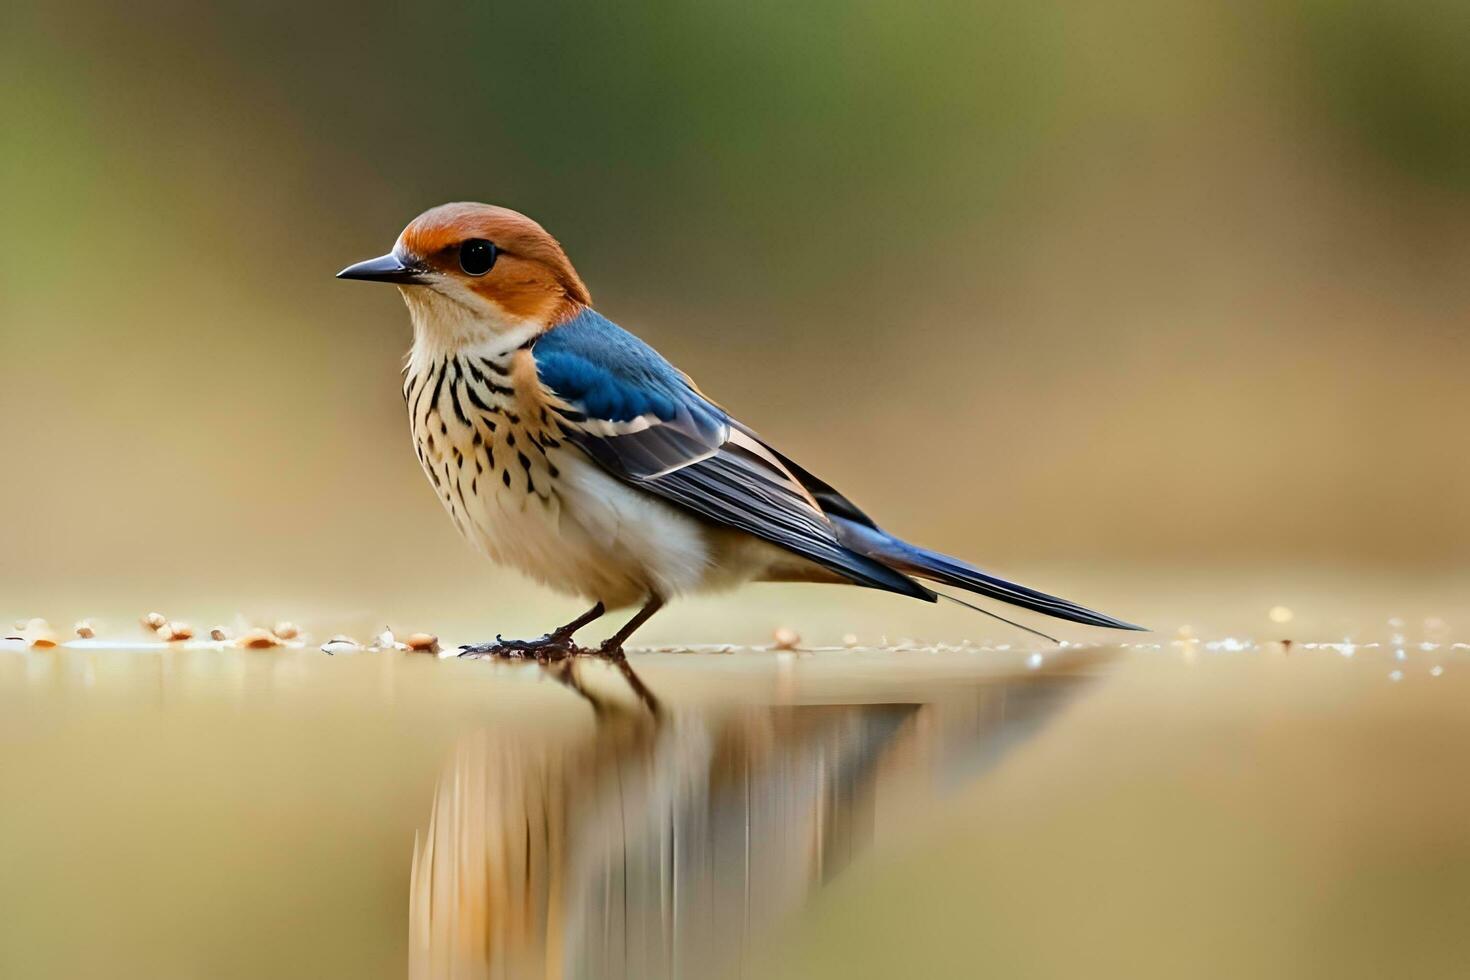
[458,238,497,276]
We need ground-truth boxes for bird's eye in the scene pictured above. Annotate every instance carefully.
[458,239,498,276]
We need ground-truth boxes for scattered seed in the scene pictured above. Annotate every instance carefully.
[23,619,59,649]
[272,621,299,640]
[142,612,167,633]
[209,626,230,641]
[842,633,859,648]
[237,628,280,649]
[405,632,440,653]
[161,621,194,642]
[772,626,801,650]
[321,634,360,654]
[74,620,96,639]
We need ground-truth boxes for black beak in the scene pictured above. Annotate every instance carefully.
[335,253,426,284]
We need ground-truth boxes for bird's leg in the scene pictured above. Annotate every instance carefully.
[593,595,664,660]
[458,601,606,661]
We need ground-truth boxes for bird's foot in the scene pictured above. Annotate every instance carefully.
[458,632,580,662]
[594,639,626,661]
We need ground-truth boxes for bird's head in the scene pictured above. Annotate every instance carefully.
[338,202,590,344]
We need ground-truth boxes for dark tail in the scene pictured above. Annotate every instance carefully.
[831,517,1146,632]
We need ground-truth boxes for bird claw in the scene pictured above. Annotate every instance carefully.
[458,633,580,662]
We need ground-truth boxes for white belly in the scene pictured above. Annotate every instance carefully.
[454,449,721,608]
[405,345,790,609]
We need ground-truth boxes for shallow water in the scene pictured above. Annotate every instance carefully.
[3,637,1469,978]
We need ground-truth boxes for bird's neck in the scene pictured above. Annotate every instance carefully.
[399,286,580,369]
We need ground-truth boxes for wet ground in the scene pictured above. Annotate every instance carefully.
[3,633,1470,979]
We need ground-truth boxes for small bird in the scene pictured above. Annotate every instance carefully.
[338,203,1142,658]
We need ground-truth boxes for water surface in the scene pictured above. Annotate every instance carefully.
[3,638,1469,978]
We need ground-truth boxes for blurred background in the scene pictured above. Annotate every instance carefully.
[4,0,1468,643]
[7,7,1470,979]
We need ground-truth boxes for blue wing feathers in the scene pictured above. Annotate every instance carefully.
[532,309,933,600]
[534,350,679,423]
[534,308,697,423]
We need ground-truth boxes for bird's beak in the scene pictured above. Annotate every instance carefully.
[335,253,427,284]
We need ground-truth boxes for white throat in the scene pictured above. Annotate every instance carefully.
[398,282,545,368]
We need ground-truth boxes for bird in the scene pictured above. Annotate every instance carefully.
[337,202,1143,659]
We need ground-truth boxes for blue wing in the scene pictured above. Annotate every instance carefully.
[533,309,935,600]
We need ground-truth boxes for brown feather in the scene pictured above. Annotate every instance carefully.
[398,202,590,325]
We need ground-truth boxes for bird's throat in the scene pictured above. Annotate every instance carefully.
[399,285,547,364]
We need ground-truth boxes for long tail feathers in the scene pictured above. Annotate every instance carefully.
[831,517,1147,633]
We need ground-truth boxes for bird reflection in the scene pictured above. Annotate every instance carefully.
[409,655,1096,980]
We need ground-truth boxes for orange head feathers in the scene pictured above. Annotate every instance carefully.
[338,202,590,328]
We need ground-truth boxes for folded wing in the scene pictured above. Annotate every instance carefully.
[533,311,934,600]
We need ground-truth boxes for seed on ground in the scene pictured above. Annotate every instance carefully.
[23,619,58,649]
[161,622,194,642]
[237,628,280,649]
[405,632,440,653]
